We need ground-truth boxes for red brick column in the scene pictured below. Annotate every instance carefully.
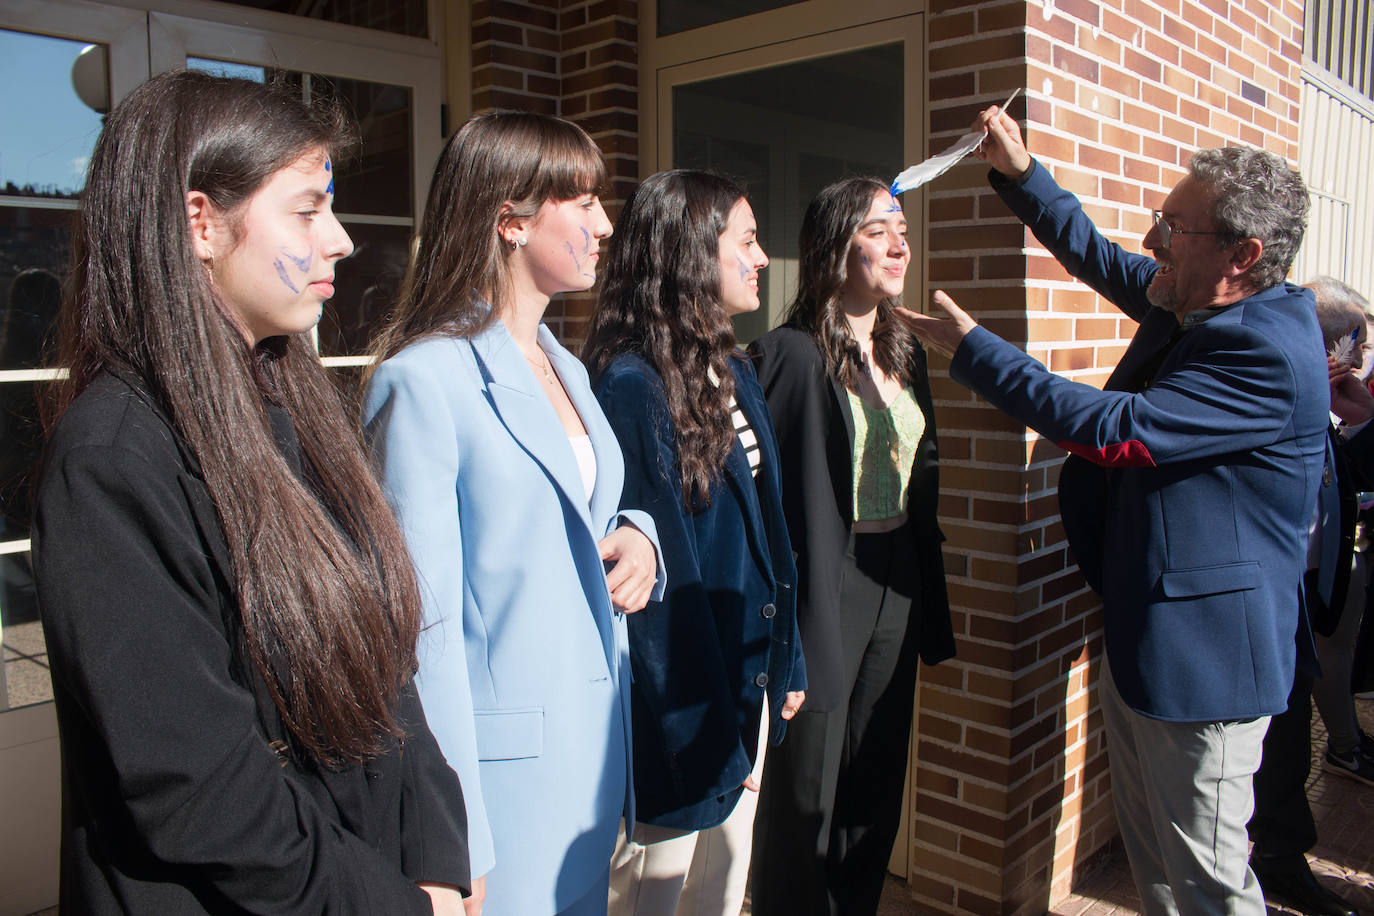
[914,0,1304,912]
[557,0,638,342]
[468,0,638,342]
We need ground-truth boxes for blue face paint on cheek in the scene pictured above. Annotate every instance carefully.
[274,258,301,293]
[737,255,751,282]
[860,253,873,275]
[565,241,594,279]
[581,227,591,253]
[274,247,313,294]
[324,158,334,197]
[280,248,313,273]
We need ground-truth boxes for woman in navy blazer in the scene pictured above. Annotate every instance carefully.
[363,112,665,916]
[584,170,806,916]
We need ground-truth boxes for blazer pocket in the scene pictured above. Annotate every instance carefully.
[1158,561,1260,598]
[474,707,544,761]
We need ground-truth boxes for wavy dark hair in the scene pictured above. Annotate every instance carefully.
[369,110,606,363]
[784,176,916,390]
[45,69,421,768]
[583,169,746,509]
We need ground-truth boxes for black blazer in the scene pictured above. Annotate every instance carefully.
[595,353,805,830]
[749,326,955,712]
[33,372,469,914]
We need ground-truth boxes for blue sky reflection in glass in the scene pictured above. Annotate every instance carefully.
[0,29,106,197]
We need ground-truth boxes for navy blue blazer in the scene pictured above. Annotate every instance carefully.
[951,160,1330,723]
[594,352,805,830]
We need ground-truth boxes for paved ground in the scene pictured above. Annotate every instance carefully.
[13,609,1373,916]
[744,696,1374,916]
[1050,695,1374,916]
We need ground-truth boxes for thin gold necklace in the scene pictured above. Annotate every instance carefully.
[524,348,555,384]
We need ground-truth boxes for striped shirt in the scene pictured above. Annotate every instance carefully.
[709,366,761,478]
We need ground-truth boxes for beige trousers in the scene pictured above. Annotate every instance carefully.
[608,708,769,916]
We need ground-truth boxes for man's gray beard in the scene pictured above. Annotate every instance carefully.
[1146,275,1180,313]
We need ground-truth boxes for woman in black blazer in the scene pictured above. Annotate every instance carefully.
[584,169,806,916]
[747,177,956,916]
[32,70,469,914]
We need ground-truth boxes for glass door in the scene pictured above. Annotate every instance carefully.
[0,6,147,908]
[645,14,924,344]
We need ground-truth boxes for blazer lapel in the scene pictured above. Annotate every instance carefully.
[468,322,596,535]
[539,325,623,533]
[1106,309,1183,392]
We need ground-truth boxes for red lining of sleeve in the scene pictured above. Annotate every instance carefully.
[1056,439,1156,467]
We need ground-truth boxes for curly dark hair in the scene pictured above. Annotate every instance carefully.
[583,169,747,509]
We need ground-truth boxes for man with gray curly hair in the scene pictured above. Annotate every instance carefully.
[902,106,1328,916]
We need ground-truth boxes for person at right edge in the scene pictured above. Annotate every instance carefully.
[747,177,957,916]
[900,105,1327,916]
[1248,277,1374,916]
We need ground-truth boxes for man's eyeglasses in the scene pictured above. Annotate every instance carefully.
[1151,210,1225,249]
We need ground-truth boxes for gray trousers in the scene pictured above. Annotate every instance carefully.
[1314,548,1367,754]
[1099,660,1270,916]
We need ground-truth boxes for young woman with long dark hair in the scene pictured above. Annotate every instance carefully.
[363,111,663,916]
[746,177,956,915]
[583,169,806,916]
[34,70,470,914]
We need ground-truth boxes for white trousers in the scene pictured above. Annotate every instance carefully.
[608,708,769,916]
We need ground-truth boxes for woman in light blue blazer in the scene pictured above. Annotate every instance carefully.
[363,111,665,916]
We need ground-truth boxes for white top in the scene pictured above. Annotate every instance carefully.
[569,434,597,503]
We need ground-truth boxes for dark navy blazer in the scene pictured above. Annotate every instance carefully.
[595,352,805,830]
[950,160,1330,723]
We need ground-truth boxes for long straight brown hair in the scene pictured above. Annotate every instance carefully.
[368,110,607,365]
[46,70,422,768]
[583,169,745,509]
[785,176,917,390]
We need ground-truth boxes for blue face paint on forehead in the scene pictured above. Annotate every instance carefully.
[885,195,902,213]
[324,158,334,196]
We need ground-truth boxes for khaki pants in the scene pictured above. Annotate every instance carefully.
[608,707,768,916]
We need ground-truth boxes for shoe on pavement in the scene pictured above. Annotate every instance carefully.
[1250,853,1360,916]
[1324,745,1374,786]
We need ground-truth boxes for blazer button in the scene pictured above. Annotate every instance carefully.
[755,672,769,687]
[761,603,777,618]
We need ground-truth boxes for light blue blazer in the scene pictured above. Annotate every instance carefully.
[363,320,665,914]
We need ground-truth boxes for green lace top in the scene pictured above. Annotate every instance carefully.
[847,386,926,522]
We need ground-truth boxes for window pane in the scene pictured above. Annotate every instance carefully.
[658,0,806,36]
[207,0,428,39]
[327,78,413,219]
[1,208,70,371]
[673,44,904,341]
[188,61,413,219]
[0,382,44,544]
[2,550,49,709]
[0,29,105,199]
[319,222,412,357]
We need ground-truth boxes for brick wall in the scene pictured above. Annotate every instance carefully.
[469,0,639,342]
[916,0,1304,913]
